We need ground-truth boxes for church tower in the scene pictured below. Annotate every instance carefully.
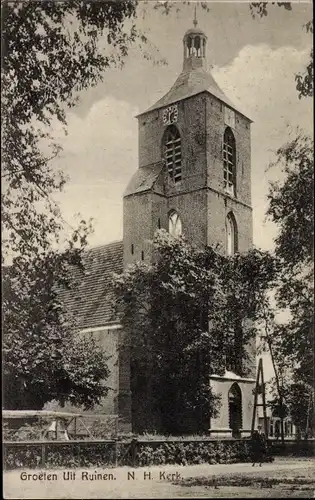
[123,19,256,437]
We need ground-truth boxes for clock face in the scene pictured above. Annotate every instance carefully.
[162,105,178,126]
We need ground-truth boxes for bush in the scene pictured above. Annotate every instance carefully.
[4,438,254,470]
[3,422,45,441]
[136,440,252,467]
[4,442,117,470]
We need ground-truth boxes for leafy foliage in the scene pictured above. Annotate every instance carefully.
[269,381,314,437]
[267,134,313,269]
[262,133,314,437]
[266,133,314,391]
[296,21,313,99]
[4,438,253,470]
[114,231,277,434]
[249,2,292,18]
[249,3,312,99]
[3,248,110,410]
[2,1,141,411]
[2,0,138,259]
[137,440,252,466]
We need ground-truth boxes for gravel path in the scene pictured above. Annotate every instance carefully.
[4,458,315,499]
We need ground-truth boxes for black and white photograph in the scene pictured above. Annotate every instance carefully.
[2,0,314,498]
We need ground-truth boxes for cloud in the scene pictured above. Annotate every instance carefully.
[52,97,139,246]
[213,44,312,250]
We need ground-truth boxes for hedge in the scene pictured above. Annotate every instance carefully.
[3,439,253,470]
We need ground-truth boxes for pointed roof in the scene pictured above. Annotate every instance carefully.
[139,19,251,121]
[142,66,238,116]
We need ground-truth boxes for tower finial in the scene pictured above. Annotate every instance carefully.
[193,4,198,28]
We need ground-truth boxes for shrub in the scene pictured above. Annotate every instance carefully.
[4,438,255,470]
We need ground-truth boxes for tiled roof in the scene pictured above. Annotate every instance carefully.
[124,162,164,197]
[58,241,123,330]
[141,67,249,120]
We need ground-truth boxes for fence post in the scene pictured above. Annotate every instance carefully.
[131,439,137,467]
[41,443,46,467]
[114,439,118,468]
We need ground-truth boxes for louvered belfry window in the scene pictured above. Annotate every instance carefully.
[223,127,236,196]
[164,125,182,183]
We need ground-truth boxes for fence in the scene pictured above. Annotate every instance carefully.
[3,437,250,470]
[3,436,314,471]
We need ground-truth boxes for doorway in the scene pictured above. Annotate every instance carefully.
[228,383,242,438]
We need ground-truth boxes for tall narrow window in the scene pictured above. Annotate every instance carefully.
[168,211,182,238]
[164,125,182,183]
[223,127,236,196]
[226,212,238,256]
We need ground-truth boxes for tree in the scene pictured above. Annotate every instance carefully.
[1,0,140,260]
[262,133,314,438]
[2,240,111,411]
[113,230,276,434]
[250,3,313,98]
[266,133,313,387]
[295,21,313,99]
[268,380,314,439]
[248,4,313,439]
[1,1,141,410]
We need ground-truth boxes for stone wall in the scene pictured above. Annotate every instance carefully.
[209,376,256,438]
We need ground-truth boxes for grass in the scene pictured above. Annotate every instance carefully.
[176,464,315,495]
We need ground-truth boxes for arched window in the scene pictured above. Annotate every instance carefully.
[194,36,201,56]
[223,127,236,196]
[228,383,242,438]
[168,211,182,238]
[187,36,192,56]
[226,212,238,256]
[164,125,182,184]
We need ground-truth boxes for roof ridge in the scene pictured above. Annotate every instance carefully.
[85,240,123,252]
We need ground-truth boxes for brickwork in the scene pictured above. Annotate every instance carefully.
[120,26,256,435]
[90,328,119,416]
[123,192,154,267]
[117,329,132,432]
[53,26,257,437]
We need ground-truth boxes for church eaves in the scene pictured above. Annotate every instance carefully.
[124,162,164,197]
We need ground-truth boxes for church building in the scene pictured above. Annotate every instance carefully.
[61,20,256,438]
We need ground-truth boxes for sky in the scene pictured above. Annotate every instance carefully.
[49,1,312,380]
